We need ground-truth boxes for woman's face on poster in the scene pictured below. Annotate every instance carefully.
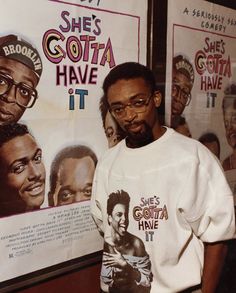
[108,203,129,238]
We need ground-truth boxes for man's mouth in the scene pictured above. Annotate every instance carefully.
[172,103,183,115]
[125,122,143,133]
[25,182,45,197]
[0,108,13,121]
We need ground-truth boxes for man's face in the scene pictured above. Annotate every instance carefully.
[108,78,160,147]
[0,58,38,125]
[53,156,95,206]
[105,111,121,148]
[223,98,236,150]
[171,70,192,116]
[109,203,128,237]
[0,134,45,209]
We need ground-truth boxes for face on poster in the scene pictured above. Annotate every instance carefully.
[0,0,147,283]
[166,0,236,161]
[165,0,236,204]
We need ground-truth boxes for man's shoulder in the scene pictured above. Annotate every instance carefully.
[103,139,124,156]
[97,139,124,167]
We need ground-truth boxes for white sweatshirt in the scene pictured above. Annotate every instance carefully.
[91,127,235,293]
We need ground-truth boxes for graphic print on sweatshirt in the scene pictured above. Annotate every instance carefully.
[100,189,169,293]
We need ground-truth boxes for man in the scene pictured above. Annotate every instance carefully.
[222,83,236,171]
[198,132,221,159]
[91,62,235,292]
[100,95,125,148]
[48,145,97,206]
[0,34,42,125]
[171,55,194,128]
[0,123,46,217]
[173,116,192,138]
[101,190,152,293]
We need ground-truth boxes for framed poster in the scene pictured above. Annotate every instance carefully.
[0,0,147,290]
[165,0,236,204]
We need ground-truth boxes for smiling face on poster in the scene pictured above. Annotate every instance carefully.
[0,123,46,217]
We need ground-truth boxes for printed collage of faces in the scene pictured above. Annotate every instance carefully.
[0,33,125,218]
[171,54,236,168]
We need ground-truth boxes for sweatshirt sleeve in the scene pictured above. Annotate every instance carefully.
[178,146,235,243]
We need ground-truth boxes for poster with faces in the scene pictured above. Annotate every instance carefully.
[166,0,236,203]
[0,0,147,283]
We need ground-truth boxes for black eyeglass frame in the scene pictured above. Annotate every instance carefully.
[0,72,38,108]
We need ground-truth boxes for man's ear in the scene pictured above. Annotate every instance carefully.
[153,91,162,108]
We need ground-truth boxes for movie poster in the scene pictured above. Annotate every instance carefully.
[166,0,236,204]
[0,0,147,282]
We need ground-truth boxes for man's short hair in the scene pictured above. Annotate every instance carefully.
[173,55,194,85]
[199,132,220,155]
[0,122,30,148]
[172,115,186,129]
[0,34,42,81]
[103,62,156,101]
[107,190,130,216]
[49,145,97,195]
[222,83,236,110]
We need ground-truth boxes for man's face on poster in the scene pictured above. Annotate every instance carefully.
[223,97,236,150]
[105,111,122,148]
[108,203,129,238]
[171,69,192,116]
[0,134,46,210]
[0,57,38,125]
[53,156,95,206]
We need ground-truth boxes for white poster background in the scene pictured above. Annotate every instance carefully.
[0,0,147,282]
[166,0,236,202]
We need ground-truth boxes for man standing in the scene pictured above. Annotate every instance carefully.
[0,123,46,217]
[48,145,97,206]
[91,62,235,292]
[0,34,42,125]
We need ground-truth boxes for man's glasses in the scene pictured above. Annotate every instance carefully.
[110,94,153,119]
[0,72,38,108]
[172,83,191,106]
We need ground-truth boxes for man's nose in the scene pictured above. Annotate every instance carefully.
[28,162,41,180]
[124,106,137,122]
[173,88,182,101]
[74,192,85,203]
